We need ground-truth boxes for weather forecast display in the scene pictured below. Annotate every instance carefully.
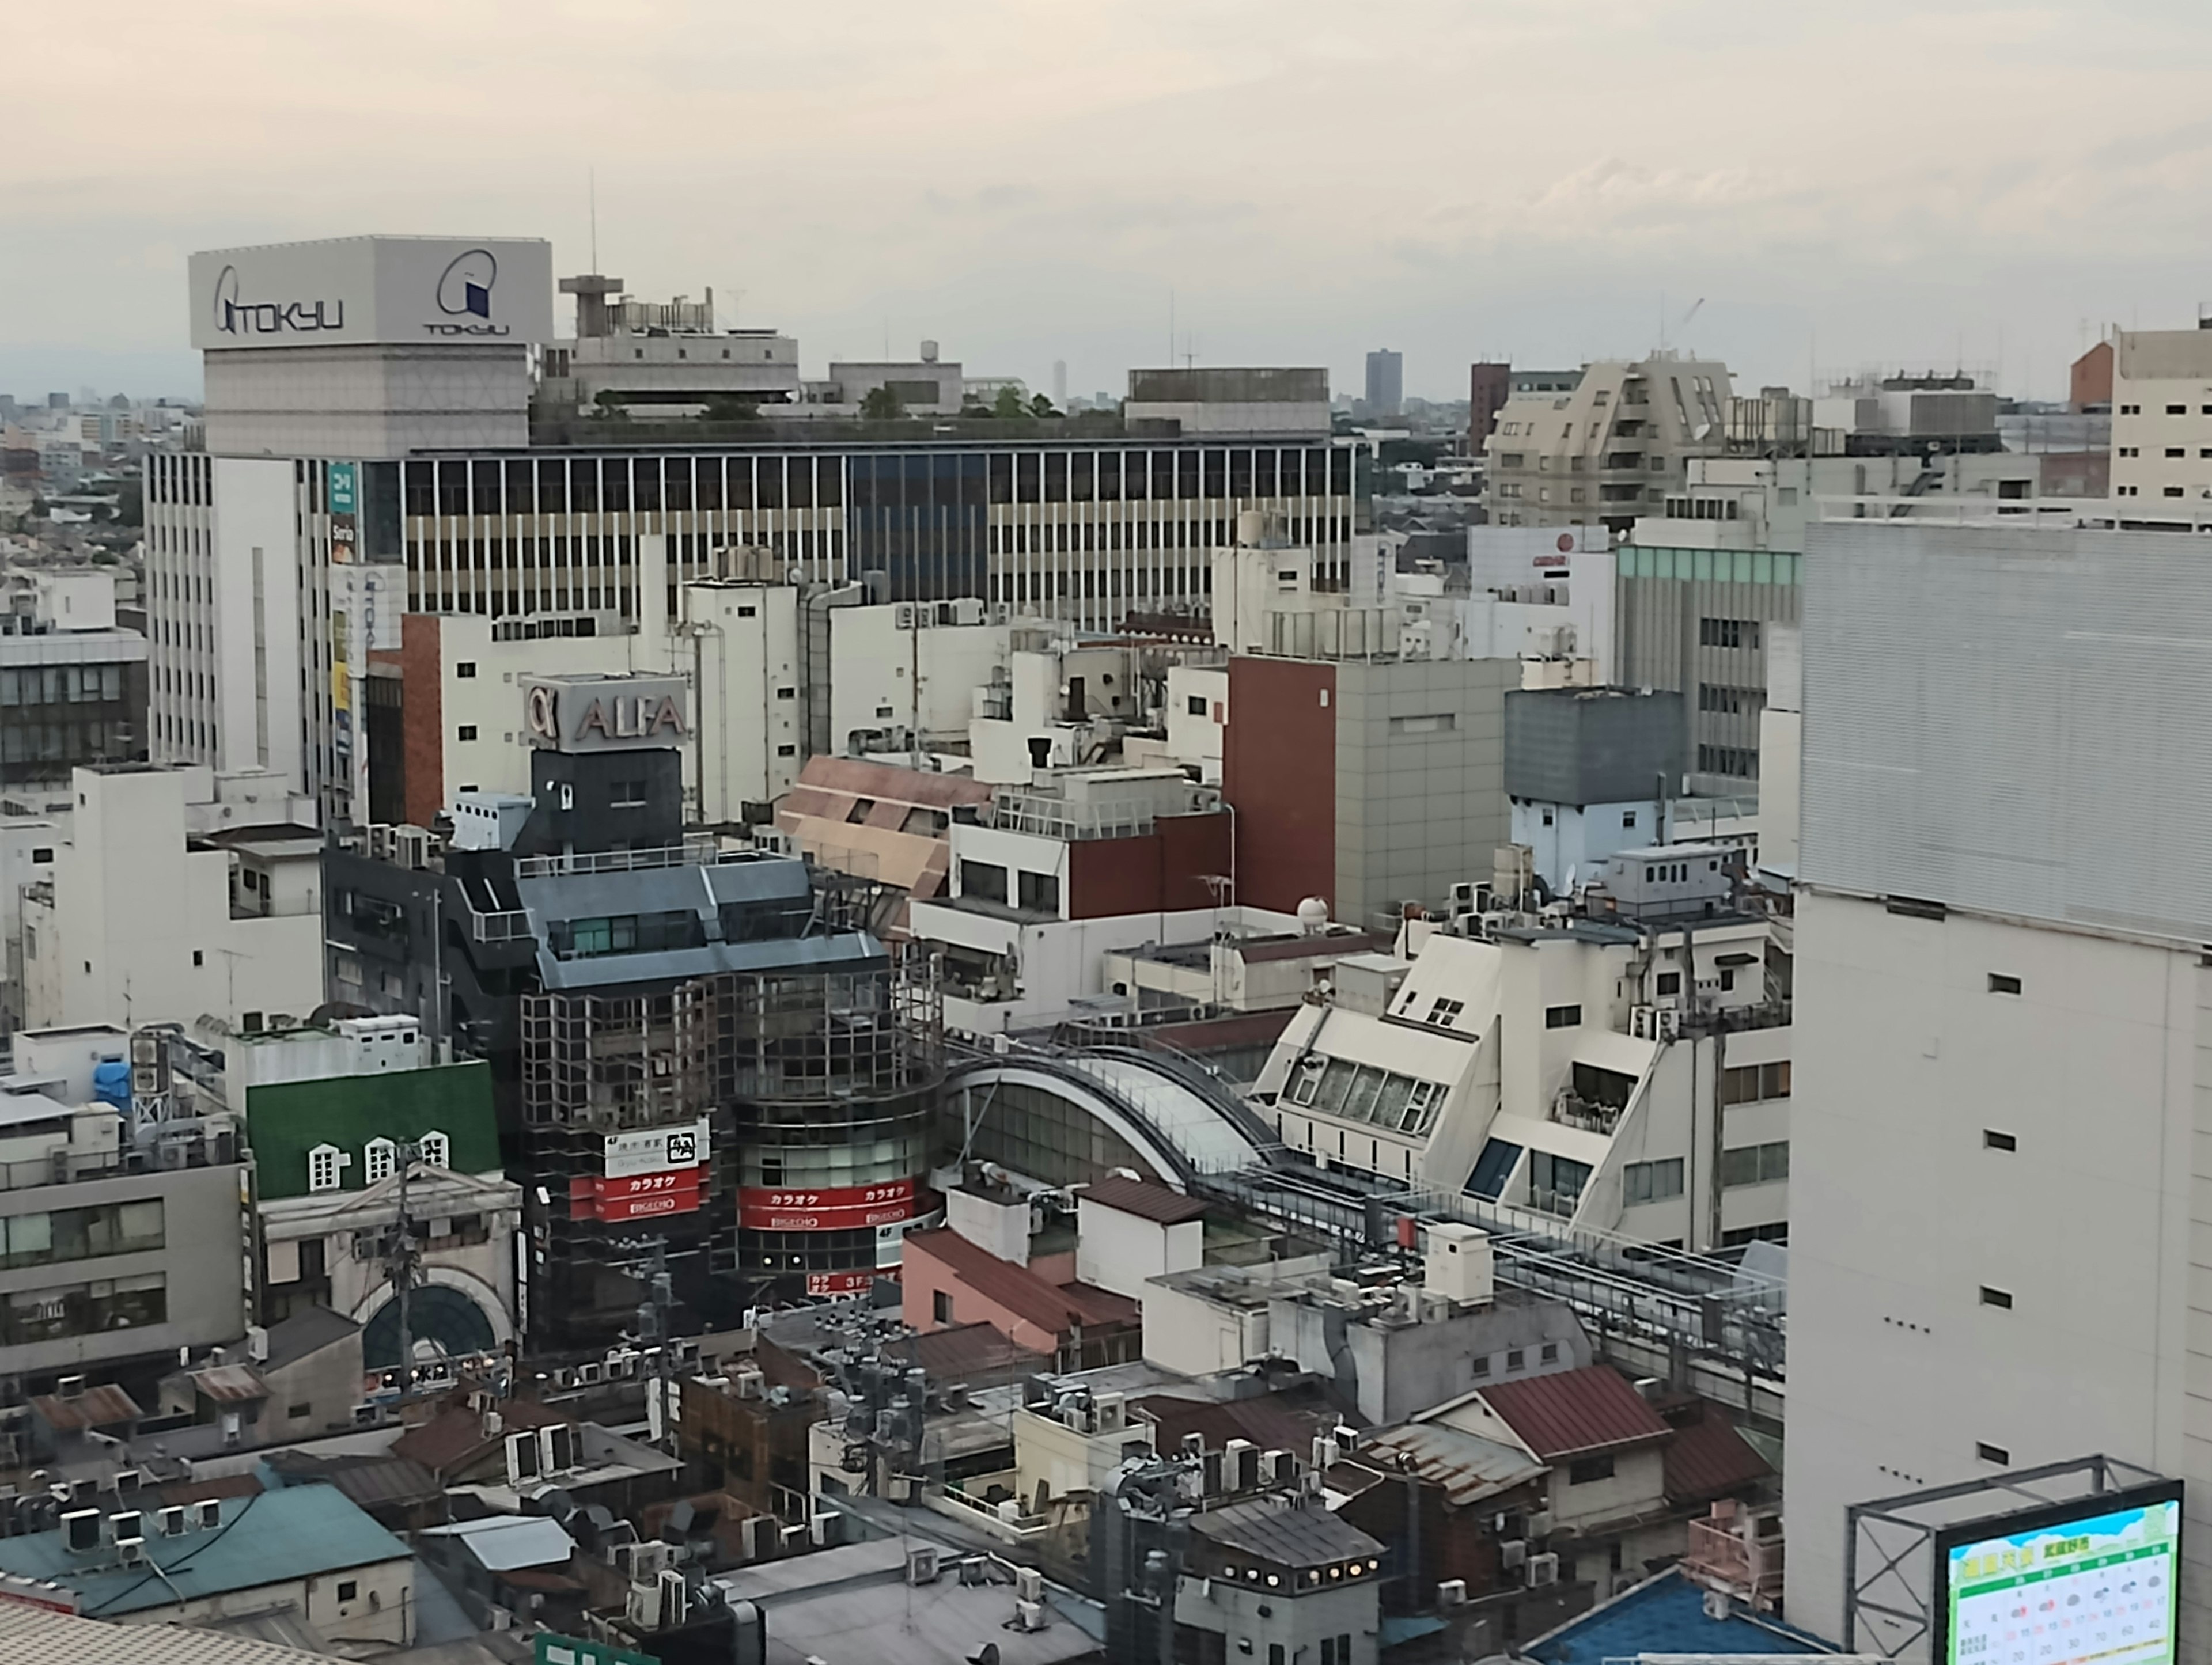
[1942,1496,2180,1665]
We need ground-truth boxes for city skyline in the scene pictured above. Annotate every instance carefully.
[10,0,2212,401]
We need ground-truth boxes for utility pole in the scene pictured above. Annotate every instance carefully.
[383,1140,426,1394]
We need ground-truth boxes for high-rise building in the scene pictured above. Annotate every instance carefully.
[147,237,1359,818]
[1365,349,1403,417]
[1785,515,2207,1653]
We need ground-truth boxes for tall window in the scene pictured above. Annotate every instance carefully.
[308,1144,344,1193]
[363,1139,397,1185]
[418,1131,451,1170]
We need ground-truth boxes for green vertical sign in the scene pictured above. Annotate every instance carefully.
[328,460,358,515]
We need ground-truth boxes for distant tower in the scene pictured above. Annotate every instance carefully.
[1365,349,1403,417]
[1052,360,1067,408]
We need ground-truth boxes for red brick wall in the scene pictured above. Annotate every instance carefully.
[1065,813,1234,919]
[399,615,444,828]
[1470,362,1512,449]
[2070,340,2113,411]
[1223,658,1336,915]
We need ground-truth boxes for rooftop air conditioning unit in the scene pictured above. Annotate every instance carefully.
[906,1545,941,1586]
[1016,1567,1044,1604]
[1014,1600,1048,1632]
[1501,1538,1527,1571]
[1437,1578,1468,1608]
[1527,1552,1560,1588]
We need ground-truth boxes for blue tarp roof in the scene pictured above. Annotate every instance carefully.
[1527,1568,1836,1664]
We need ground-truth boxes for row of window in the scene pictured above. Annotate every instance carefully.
[1699,617,1762,649]
[1529,1149,1593,1215]
[1720,1061,1792,1105]
[398,447,1353,518]
[958,861,1059,915]
[308,1133,452,1193]
[1719,1140,1790,1188]
[2116,403,2212,416]
[1283,1057,1449,1136]
[2112,485,2204,499]
[0,666,126,707]
[1697,745,1761,779]
[2,1273,164,1344]
[1622,1157,1685,1205]
[0,1201,163,1270]
[2115,446,2212,458]
[1698,684,1762,715]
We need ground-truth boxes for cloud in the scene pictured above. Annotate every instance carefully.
[9,0,2212,400]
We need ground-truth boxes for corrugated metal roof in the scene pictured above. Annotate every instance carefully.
[188,1364,270,1405]
[1131,1382,1353,1457]
[1355,1420,1548,1507]
[1478,1365,1671,1461]
[30,1386,140,1431]
[421,1512,575,1572]
[909,1321,1051,1384]
[1661,1401,1773,1505]
[1188,1497,1385,1568]
[0,1603,332,1663]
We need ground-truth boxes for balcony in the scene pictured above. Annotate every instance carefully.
[1684,1501,1784,1612]
[1551,1090,1622,1136]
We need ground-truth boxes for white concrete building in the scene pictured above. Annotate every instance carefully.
[19,765,324,1031]
[2109,325,2212,505]
[1251,859,1791,1250]
[828,598,1022,758]
[1784,517,2212,1656]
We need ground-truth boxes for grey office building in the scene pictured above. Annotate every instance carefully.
[1364,350,1403,417]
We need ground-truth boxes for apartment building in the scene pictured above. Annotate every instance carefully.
[1484,354,1733,534]
[1783,517,2211,1653]
[1249,849,1791,1251]
[2109,325,2212,503]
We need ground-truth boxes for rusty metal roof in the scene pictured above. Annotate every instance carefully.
[30,1385,141,1431]
[1353,1420,1548,1507]
[1080,1175,1210,1225]
[189,1364,270,1405]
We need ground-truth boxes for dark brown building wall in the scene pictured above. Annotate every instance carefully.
[399,614,444,828]
[1470,362,1513,451]
[1064,812,1230,919]
[1222,657,1336,915]
[2070,340,2113,410]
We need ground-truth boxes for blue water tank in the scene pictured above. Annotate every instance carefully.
[91,1060,131,1113]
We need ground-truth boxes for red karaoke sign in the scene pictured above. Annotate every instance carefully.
[570,1168,704,1222]
[736,1179,919,1232]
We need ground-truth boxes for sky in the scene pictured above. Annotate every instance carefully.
[9,0,2212,405]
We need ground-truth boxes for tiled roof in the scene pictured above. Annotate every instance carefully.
[1081,1175,1210,1225]
[1527,1565,1831,1663]
[0,1602,334,1663]
[30,1385,141,1431]
[789,756,996,811]
[1478,1365,1671,1461]
[1188,1496,1385,1568]
[906,1228,1139,1338]
[1661,1399,1774,1505]
[188,1364,270,1405]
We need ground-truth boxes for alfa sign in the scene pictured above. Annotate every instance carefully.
[524,674,688,754]
[603,1118,710,1179]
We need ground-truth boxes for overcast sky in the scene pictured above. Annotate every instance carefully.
[9,0,2212,403]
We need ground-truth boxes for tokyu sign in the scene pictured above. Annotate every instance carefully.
[188,236,553,350]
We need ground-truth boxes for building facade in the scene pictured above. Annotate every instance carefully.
[2109,325,2212,504]
[1484,354,1733,534]
[1784,517,2212,1655]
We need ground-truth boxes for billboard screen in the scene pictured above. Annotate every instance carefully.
[1935,1483,2182,1665]
[188,236,554,350]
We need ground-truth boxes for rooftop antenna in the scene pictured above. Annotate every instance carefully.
[589,166,599,274]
